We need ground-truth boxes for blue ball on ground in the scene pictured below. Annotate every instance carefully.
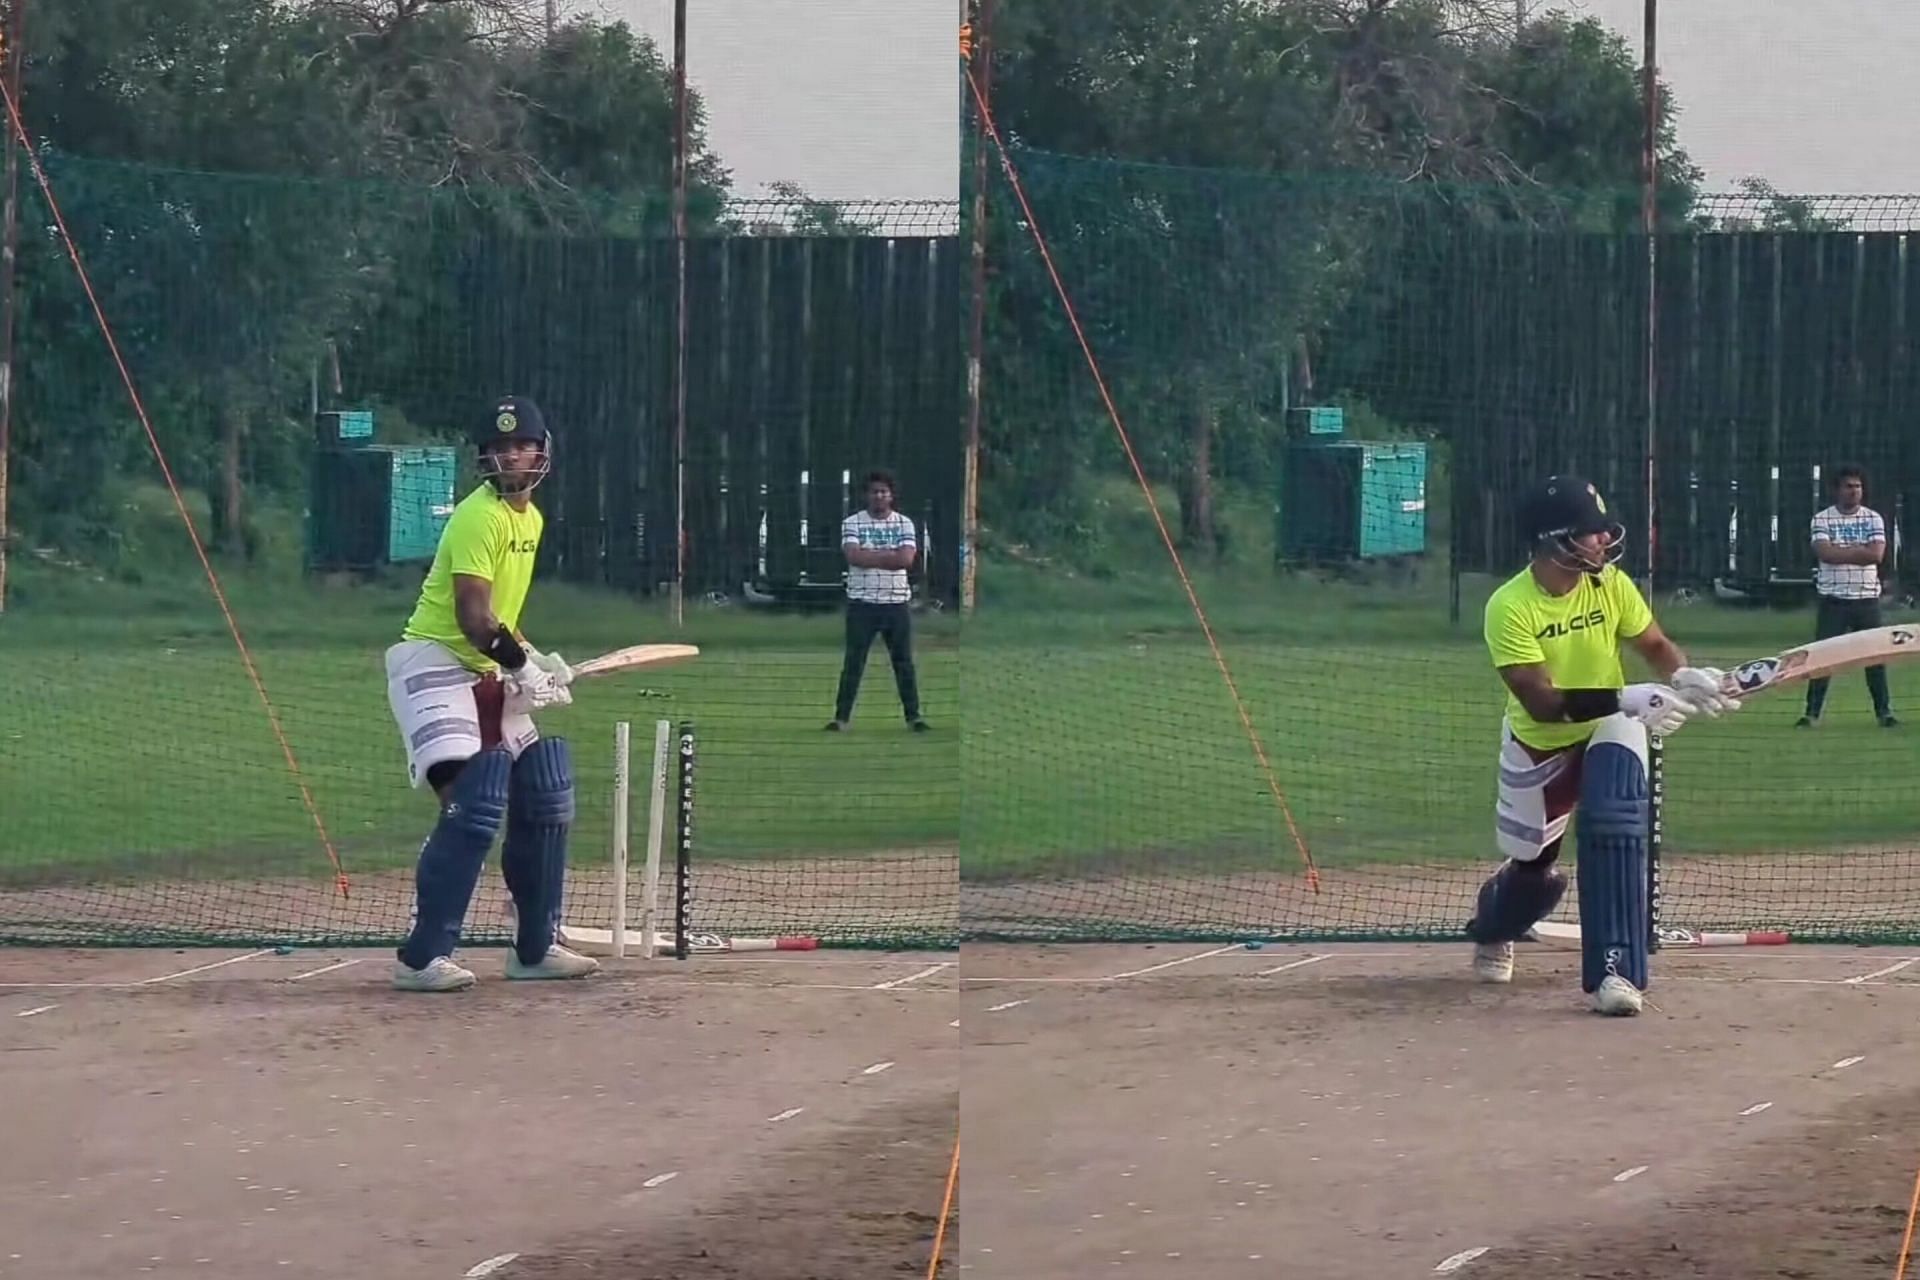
[274,944,295,956]
[1244,940,1265,951]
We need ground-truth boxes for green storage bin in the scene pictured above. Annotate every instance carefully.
[315,410,375,446]
[1277,440,1428,562]
[308,445,458,571]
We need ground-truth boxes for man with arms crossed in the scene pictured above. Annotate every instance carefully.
[827,468,930,732]
[1798,463,1897,728]
[1467,475,1739,1015]
[383,396,600,992]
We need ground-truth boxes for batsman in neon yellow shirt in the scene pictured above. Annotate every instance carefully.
[1467,475,1740,1016]
[381,395,599,992]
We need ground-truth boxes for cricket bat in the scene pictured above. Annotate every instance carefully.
[1716,624,1918,702]
[571,643,701,679]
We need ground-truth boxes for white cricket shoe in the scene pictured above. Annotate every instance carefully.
[505,944,601,981]
[392,955,477,992]
[1472,941,1514,984]
[1591,974,1643,1016]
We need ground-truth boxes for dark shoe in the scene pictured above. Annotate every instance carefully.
[1795,715,1816,728]
[1881,714,1900,728]
[824,719,846,732]
[908,717,931,732]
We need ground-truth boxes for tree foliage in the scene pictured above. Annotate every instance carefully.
[978,0,1704,556]
[7,0,728,560]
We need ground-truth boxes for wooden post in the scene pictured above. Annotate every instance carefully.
[670,0,689,626]
[0,0,24,616]
[960,0,993,615]
[1641,0,1659,594]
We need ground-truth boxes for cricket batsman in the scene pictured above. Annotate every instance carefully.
[382,395,601,992]
[1467,475,1739,1015]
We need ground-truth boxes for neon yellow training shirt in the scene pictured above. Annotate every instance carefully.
[402,484,545,673]
[1483,561,1653,751]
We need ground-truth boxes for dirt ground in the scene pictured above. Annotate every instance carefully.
[0,944,957,1280]
[960,939,1920,1278]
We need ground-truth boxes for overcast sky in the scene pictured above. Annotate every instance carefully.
[1556,0,1920,194]
[561,2,1920,203]
[569,0,960,204]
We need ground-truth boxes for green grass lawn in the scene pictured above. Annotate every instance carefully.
[958,549,1920,880]
[0,568,959,889]
[8,505,1920,933]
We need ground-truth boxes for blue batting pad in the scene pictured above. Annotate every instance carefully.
[1576,718,1650,994]
[502,737,575,964]
[398,747,512,969]
[1465,861,1568,944]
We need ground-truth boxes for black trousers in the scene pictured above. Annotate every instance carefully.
[835,600,920,722]
[1805,594,1892,718]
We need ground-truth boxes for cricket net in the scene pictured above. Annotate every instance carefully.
[0,155,959,950]
[960,141,1920,946]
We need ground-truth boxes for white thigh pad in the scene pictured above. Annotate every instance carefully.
[1494,721,1578,862]
[386,640,483,789]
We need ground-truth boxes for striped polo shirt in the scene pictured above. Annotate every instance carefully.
[842,509,916,605]
[1810,504,1885,600]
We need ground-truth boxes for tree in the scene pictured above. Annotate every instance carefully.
[8,0,729,561]
[1712,177,1849,233]
[978,0,1705,557]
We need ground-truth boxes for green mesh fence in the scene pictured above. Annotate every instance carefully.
[0,155,961,949]
[961,145,1920,945]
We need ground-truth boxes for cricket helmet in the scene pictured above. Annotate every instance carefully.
[1517,473,1625,573]
[474,394,553,494]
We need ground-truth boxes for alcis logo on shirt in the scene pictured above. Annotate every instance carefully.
[1535,609,1606,640]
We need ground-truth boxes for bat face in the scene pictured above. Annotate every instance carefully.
[573,643,701,679]
[1718,625,1918,700]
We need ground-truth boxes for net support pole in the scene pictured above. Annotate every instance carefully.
[1641,0,1659,594]
[0,0,23,617]
[1641,0,1662,955]
[670,0,689,628]
[960,0,994,616]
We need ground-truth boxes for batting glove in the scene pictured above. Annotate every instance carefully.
[1670,665,1740,717]
[1620,682,1694,736]
[523,645,576,687]
[504,663,573,717]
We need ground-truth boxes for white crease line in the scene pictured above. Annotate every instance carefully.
[1661,974,1920,989]
[862,1061,896,1076]
[641,1171,679,1188]
[287,959,361,982]
[768,1107,805,1123]
[949,1018,960,1028]
[651,978,949,994]
[1845,958,1918,984]
[1433,1246,1490,1272]
[138,950,275,985]
[873,962,955,990]
[777,982,946,994]
[1831,1055,1866,1071]
[1256,954,1330,977]
[465,1254,520,1278]
[1108,945,1245,979]
[960,976,1133,985]
[15,1004,57,1018]
[1613,1165,1649,1183]
[1738,1101,1773,1117]
[985,999,1029,1013]
[964,951,1414,984]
